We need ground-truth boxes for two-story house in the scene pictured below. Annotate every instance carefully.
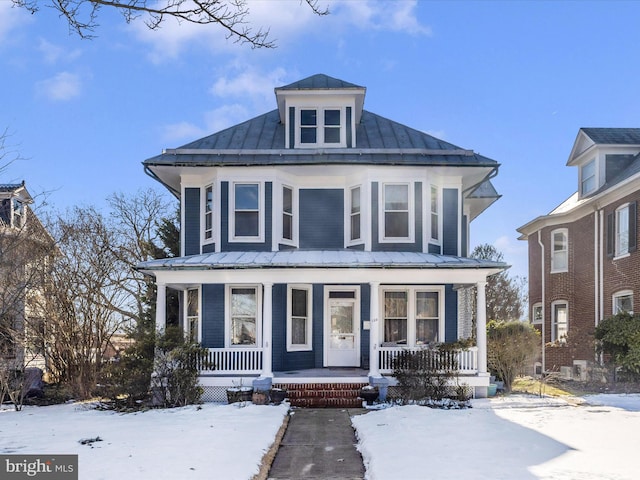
[138,74,505,402]
[1,182,52,374]
[517,128,640,379]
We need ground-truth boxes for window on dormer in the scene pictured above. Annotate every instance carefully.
[581,159,596,195]
[297,108,343,147]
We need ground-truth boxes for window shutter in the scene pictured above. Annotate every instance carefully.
[629,201,637,253]
[606,212,615,258]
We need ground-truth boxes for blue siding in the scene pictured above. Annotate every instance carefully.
[288,107,295,149]
[372,181,421,252]
[461,214,468,257]
[442,188,459,256]
[202,243,216,253]
[360,284,370,369]
[428,243,441,254]
[300,189,344,249]
[184,188,200,256]
[272,284,287,371]
[444,285,458,342]
[346,107,352,148]
[313,285,324,368]
[221,181,272,251]
[201,284,225,348]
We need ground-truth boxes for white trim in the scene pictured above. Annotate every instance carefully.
[612,289,634,315]
[346,185,363,247]
[323,286,361,367]
[287,285,313,352]
[295,107,347,148]
[550,228,568,273]
[228,182,265,243]
[378,182,415,243]
[429,184,441,244]
[225,285,262,348]
[279,184,298,247]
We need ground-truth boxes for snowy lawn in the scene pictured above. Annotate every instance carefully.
[0,402,288,480]
[352,393,640,480]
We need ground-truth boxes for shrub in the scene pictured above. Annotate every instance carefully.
[487,320,540,392]
[595,312,640,381]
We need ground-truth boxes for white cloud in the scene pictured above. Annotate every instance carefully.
[0,2,31,44]
[36,72,82,101]
[161,121,207,143]
[332,0,431,36]
[38,38,82,64]
[210,66,288,107]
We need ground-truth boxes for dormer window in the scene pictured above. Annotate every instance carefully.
[581,158,596,195]
[297,108,345,148]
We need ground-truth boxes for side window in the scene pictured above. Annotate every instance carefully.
[607,202,637,258]
[349,186,361,243]
[550,228,568,273]
[186,288,200,343]
[282,185,294,243]
[430,185,439,242]
[287,286,312,351]
[231,183,263,241]
[531,303,542,324]
[581,159,596,195]
[613,290,633,315]
[204,185,213,242]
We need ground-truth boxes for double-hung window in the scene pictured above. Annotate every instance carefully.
[383,288,442,346]
[381,183,412,242]
[430,185,439,242]
[581,159,596,195]
[607,202,637,258]
[282,185,294,243]
[287,286,312,351]
[613,290,633,314]
[186,288,200,343]
[298,108,343,147]
[204,185,213,242]
[550,228,568,273]
[532,303,543,325]
[616,205,630,256]
[229,286,259,346]
[349,186,361,242]
[231,183,262,241]
[552,301,568,343]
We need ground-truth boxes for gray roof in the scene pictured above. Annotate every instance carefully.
[144,110,498,168]
[137,249,506,271]
[582,128,640,145]
[276,73,364,91]
[0,182,24,192]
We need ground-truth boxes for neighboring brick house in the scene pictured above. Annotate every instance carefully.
[517,128,640,377]
[138,74,506,401]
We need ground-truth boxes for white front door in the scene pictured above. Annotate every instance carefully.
[325,294,360,367]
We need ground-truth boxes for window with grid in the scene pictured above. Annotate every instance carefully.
[384,291,408,344]
[230,287,257,346]
[288,286,312,350]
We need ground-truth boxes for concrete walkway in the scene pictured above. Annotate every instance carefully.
[267,408,367,480]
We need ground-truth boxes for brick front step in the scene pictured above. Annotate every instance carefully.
[273,382,368,408]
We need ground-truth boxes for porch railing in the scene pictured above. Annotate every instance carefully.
[197,348,263,374]
[378,346,478,374]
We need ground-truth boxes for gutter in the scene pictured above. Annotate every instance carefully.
[143,164,179,198]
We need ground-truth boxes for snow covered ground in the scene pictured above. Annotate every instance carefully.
[2,393,639,480]
[353,393,640,480]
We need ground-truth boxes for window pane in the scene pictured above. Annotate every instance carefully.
[384,319,407,344]
[351,187,361,214]
[283,187,293,213]
[553,232,566,251]
[351,213,360,240]
[231,318,256,345]
[291,317,307,345]
[187,289,199,317]
[385,185,409,210]
[324,127,340,143]
[331,305,354,334]
[416,319,438,345]
[232,288,256,316]
[324,110,340,126]
[533,306,542,322]
[283,214,292,240]
[300,127,317,144]
[385,291,407,317]
[416,291,438,318]
[235,212,259,236]
[235,184,259,210]
[617,207,629,255]
[291,289,307,318]
[301,109,317,126]
[385,212,409,237]
[615,294,633,313]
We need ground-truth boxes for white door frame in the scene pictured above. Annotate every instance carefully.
[323,285,361,367]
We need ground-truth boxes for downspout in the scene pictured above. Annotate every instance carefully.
[593,210,599,338]
[599,208,605,363]
[537,230,546,374]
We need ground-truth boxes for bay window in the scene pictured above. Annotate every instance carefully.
[231,182,263,241]
[381,183,413,242]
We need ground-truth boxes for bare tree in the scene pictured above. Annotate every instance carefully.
[12,0,328,47]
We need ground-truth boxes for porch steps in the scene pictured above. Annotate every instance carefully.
[273,382,368,408]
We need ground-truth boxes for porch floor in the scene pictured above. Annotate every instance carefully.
[273,367,369,383]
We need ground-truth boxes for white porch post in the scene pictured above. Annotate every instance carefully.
[155,281,167,334]
[476,280,488,376]
[262,282,274,378]
[368,281,381,377]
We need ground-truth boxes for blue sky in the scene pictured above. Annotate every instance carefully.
[2,0,640,280]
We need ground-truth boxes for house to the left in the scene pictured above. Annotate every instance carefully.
[0,182,55,379]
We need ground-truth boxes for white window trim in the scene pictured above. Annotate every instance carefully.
[203,184,214,244]
[531,302,543,324]
[615,203,630,259]
[287,285,313,351]
[612,290,634,315]
[379,286,445,347]
[378,182,415,243]
[229,182,265,243]
[430,185,441,244]
[580,158,597,196]
[185,287,201,342]
[346,185,363,246]
[550,228,568,273]
[295,107,347,148]
[551,301,568,343]
[280,184,298,246]
[225,285,262,348]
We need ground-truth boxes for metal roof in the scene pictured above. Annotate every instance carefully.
[276,73,364,91]
[144,110,498,168]
[137,249,507,271]
[581,128,640,145]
